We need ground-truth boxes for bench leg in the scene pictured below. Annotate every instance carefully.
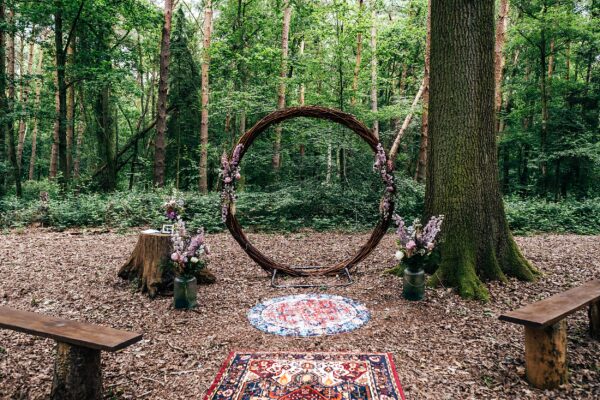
[524,320,567,389]
[590,301,600,340]
[50,341,102,400]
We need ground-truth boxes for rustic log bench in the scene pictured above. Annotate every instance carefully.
[499,280,600,389]
[0,306,142,400]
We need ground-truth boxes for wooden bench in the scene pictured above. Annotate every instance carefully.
[499,280,600,389]
[0,306,142,400]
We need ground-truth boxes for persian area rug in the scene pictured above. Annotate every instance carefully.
[247,294,370,337]
[204,351,406,400]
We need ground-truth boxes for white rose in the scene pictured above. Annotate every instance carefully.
[191,257,199,263]
[395,251,404,261]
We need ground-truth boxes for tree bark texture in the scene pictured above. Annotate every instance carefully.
[370,4,378,139]
[426,0,536,300]
[272,1,291,170]
[50,342,102,400]
[415,0,431,183]
[153,0,173,187]
[118,233,215,298]
[199,0,212,193]
[524,321,567,389]
[351,0,364,107]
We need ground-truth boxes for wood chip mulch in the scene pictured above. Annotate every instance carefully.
[0,229,598,399]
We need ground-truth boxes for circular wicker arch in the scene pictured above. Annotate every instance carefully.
[224,106,395,276]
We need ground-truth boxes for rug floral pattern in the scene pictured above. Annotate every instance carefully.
[204,352,406,400]
[247,294,371,337]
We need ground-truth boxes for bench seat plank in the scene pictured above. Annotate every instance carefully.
[0,306,142,351]
[499,280,600,328]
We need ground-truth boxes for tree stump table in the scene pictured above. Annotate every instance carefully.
[118,232,215,298]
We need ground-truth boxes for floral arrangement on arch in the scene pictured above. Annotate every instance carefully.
[170,220,210,278]
[393,214,444,272]
[220,144,244,222]
[373,143,395,217]
[163,195,185,222]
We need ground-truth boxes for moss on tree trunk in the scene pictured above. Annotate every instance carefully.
[425,0,537,300]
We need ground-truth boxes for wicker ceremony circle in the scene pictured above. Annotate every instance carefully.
[224,106,395,277]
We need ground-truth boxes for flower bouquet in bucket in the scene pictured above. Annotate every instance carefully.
[170,220,210,309]
[392,214,444,301]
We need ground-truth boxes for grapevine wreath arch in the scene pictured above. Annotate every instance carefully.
[220,106,396,277]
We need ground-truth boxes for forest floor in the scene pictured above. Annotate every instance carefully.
[0,229,599,399]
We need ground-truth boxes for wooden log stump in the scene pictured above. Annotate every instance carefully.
[590,301,600,340]
[524,320,567,389]
[50,342,102,400]
[119,232,216,297]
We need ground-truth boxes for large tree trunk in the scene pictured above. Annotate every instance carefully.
[426,0,537,300]
[199,0,212,193]
[17,38,35,169]
[0,0,7,195]
[272,1,291,170]
[28,47,44,180]
[118,232,215,298]
[6,6,21,196]
[153,0,173,187]
[415,0,431,183]
[50,342,101,400]
[370,4,378,139]
[351,0,364,107]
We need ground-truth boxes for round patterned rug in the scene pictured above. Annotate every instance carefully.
[247,294,370,337]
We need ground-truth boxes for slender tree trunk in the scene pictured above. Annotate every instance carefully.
[28,47,43,180]
[73,96,84,179]
[199,0,212,193]
[426,0,536,300]
[299,39,305,105]
[55,2,69,185]
[370,4,378,139]
[351,0,364,107]
[0,0,7,195]
[540,30,549,186]
[50,71,59,179]
[17,37,35,168]
[547,39,555,78]
[564,41,570,80]
[66,44,74,176]
[390,79,425,161]
[153,0,173,187]
[415,0,431,183]
[6,6,21,196]
[494,0,509,133]
[272,1,291,170]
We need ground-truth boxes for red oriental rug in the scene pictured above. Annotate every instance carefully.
[203,351,406,400]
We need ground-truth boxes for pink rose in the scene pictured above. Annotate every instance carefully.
[427,242,435,251]
[406,240,416,250]
[224,177,232,184]
[171,253,179,261]
[235,173,241,180]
